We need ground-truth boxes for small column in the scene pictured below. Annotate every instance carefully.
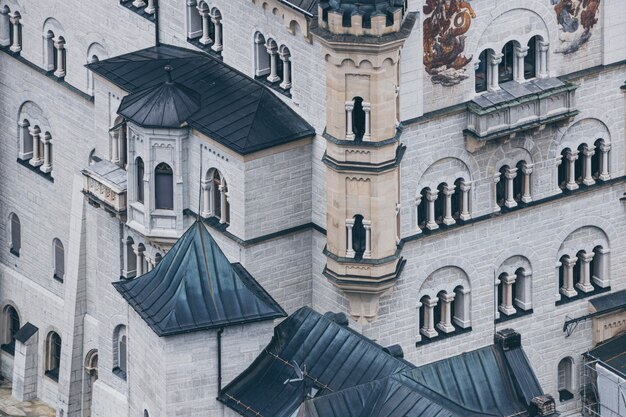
[576,252,595,293]
[521,163,533,203]
[218,184,227,223]
[43,32,55,71]
[599,143,611,181]
[560,257,577,298]
[442,184,455,225]
[345,219,355,258]
[29,126,42,167]
[582,145,595,186]
[514,270,532,310]
[0,7,9,46]
[420,298,438,339]
[199,9,212,45]
[279,51,291,90]
[425,189,439,230]
[134,245,144,276]
[53,37,65,78]
[345,101,355,140]
[144,0,155,14]
[41,133,52,173]
[514,46,528,82]
[437,292,455,333]
[211,16,223,52]
[566,150,579,190]
[452,287,471,328]
[132,0,146,8]
[459,181,471,221]
[414,195,422,233]
[201,180,211,217]
[499,273,517,316]
[538,41,550,78]
[362,102,371,141]
[493,174,502,212]
[110,131,120,164]
[592,248,610,288]
[18,120,32,160]
[504,167,518,208]
[363,220,371,259]
[488,52,503,91]
[9,13,20,53]
[266,46,279,83]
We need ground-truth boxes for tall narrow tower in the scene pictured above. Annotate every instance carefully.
[313,1,415,322]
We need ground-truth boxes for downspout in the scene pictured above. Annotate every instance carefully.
[154,0,160,46]
[216,328,224,398]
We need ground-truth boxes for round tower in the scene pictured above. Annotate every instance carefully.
[313,1,415,322]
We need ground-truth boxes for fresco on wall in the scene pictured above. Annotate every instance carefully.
[423,0,476,87]
[552,0,601,54]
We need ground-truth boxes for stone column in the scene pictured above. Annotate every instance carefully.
[362,102,371,141]
[132,0,146,8]
[566,150,579,190]
[514,46,528,82]
[442,184,455,225]
[43,32,55,71]
[583,145,595,186]
[504,167,518,208]
[576,252,595,293]
[345,101,355,140]
[110,131,120,164]
[414,195,422,233]
[9,13,20,53]
[363,220,371,259]
[560,257,577,298]
[521,163,533,203]
[599,143,611,181]
[488,52,503,91]
[134,245,144,276]
[41,133,52,173]
[18,120,32,160]
[437,292,455,333]
[499,273,517,316]
[592,248,610,288]
[279,51,291,89]
[211,16,223,52]
[0,7,9,46]
[219,184,227,223]
[145,0,155,14]
[514,269,532,310]
[453,287,471,328]
[459,181,471,221]
[266,48,279,83]
[345,219,355,258]
[201,179,211,217]
[420,298,438,338]
[199,9,212,45]
[425,189,439,230]
[29,126,42,167]
[53,37,65,78]
[493,174,501,212]
[538,41,550,78]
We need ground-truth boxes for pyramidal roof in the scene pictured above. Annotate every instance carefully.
[117,65,201,128]
[113,221,286,336]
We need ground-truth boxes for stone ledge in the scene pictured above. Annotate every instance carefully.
[495,308,533,324]
[415,325,472,347]
[16,159,53,183]
[119,0,155,22]
[556,285,611,307]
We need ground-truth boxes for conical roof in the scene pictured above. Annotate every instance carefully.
[117,65,201,128]
[113,221,286,336]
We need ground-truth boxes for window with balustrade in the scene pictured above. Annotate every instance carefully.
[417,179,471,231]
[418,286,471,343]
[186,1,223,55]
[558,245,609,304]
[202,168,229,224]
[0,7,22,53]
[253,32,292,96]
[496,161,532,209]
[558,141,610,191]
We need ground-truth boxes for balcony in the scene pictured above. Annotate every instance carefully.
[82,159,127,218]
[464,78,578,152]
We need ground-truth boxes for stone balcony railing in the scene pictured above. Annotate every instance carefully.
[82,158,127,217]
[464,78,578,152]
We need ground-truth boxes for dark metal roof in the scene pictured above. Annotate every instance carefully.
[14,322,38,343]
[87,45,315,155]
[589,289,626,313]
[282,0,318,15]
[118,66,201,128]
[219,307,413,417]
[588,332,626,379]
[113,221,286,336]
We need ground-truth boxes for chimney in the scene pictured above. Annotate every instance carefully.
[383,344,404,358]
[494,328,522,351]
[531,394,556,416]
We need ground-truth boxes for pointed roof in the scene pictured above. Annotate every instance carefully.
[117,66,201,128]
[113,221,286,336]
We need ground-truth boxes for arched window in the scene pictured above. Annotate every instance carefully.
[524,36,538,79]
[18,118,32,161]
[144,410,149,417]
[496,166,508,207]
[558,357,575,402]
[452,179,463,220]
[575,144,586,184]
[591,139,607,180]
[434,183,446,224]
[44,30,55,71]
[1,305,20,355]
[254,32,270,78]
[113,325,127,379]
[591,245,609,288]
[352,214,366,260]
[53,238,65,282]
[352,97,365,141]
[514,161,527,203]
[419,295,437,339]
[125,237,136,279]
[10,213,20,256]
[453,286,470,328]
[211,170,222,219]
[2,10,22,52]
[278,45,292,91]
[155,163,174,210]
[558,148,570,189]
[499,41,515,84]
[45,331,62,381]
[136,157,144,204]
[475,50,488,93]
[417,188,429,229]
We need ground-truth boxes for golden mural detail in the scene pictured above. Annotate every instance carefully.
[423,0,476,86]
[553,0,601,54]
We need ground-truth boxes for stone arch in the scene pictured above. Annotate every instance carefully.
[417,156,472,192]
[17,100,49,130]
[550,117,612,159]
[42,16,64,36]
[496,255,533,282]
[488,141,536,177]
[86,42,107,62]
[288,19,301,35]
[557,225,610,260]
[419,266,471,300]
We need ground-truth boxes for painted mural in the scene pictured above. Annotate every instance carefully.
[552,0,601,54]
[423,0,476,87]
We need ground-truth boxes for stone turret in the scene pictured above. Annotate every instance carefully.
[313,2,415,323]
